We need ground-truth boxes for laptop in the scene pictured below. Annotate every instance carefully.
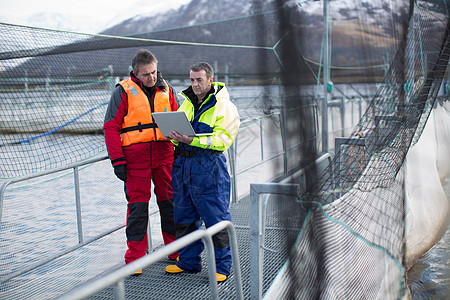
[152,111,213,137]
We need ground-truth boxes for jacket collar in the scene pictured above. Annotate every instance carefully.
[182,85,215,104]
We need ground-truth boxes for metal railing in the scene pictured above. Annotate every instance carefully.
[55,221,243,300]
[0,94,356,297]
[0,155,122,285]
[228,107,317,203]
[0,111,287,288]
[249,153,332,299]
[249,183,300,300]
[228,114,286,204]
[228,113,286,175]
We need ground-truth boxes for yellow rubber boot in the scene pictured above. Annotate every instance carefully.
[216,273,227,282]
[165,265,184,274]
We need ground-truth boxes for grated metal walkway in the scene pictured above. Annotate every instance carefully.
[87,193,304,299]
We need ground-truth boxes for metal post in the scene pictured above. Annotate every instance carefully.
[359,96,362,120]
[341,96,345,137]
[260,119,264,161]
[0,180,11,225]
[24,70,28,92]
[250,183,300,300]
[322,0,330,153]
[350,97,355,125]
[214,61,219,82]
[73,166,83,243]
[233,135,238,201]
[204,234,219,300]
[113,280,125,300]
[250,186,263,300]
[228,139,238,204]
[228,224,244,300]
[225,62,230,86]
[280,107,288,174]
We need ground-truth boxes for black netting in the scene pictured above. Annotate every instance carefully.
[0,5,283,178]
[0,0,449,298]
[258,0,449,299]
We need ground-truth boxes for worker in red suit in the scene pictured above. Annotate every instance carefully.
[103,49,178,273]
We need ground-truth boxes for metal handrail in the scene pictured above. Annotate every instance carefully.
[248,153,333,299]
[0,224,124,285]
[0,154,109,224]
[0,154,118,284]
[228,112,286,203]
[0,112,284,283]
[55,220,243,300]
[0,91,352,294]
[249,183,300,300]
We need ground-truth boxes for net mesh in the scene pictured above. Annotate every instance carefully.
[0,0,449,298]
[263,0,449,299]
[0,5,284,178]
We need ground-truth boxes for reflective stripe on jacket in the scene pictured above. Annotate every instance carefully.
[120,78,172,146]
[174,82,240,152]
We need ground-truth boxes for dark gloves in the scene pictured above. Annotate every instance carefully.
[114,164,127,182]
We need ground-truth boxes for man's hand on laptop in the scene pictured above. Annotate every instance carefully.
[169,130,194,144]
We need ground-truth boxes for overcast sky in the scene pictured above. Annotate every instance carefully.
[0,0,191,33]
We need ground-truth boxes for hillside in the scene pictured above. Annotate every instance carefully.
[10,0,442,83]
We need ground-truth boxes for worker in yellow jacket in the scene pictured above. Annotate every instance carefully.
[165,62,240,282]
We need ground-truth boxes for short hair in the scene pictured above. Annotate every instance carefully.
[190,62,214,79]
[132,49,158,74]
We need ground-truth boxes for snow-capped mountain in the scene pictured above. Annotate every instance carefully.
[101,0,256,36]
[25,12,106,34]
[2,0,192,34]
[101,0,412,36]
[6,0,446,82]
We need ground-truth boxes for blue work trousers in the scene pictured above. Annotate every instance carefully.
[172,153,232,275]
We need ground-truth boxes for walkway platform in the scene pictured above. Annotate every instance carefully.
[85,192,303,299]
[0,153,305,300]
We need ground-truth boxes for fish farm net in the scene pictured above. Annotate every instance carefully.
[262,0,449,299]
[0,0,449,299]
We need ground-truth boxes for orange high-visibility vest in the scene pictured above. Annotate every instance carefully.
[119,78,172,146]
